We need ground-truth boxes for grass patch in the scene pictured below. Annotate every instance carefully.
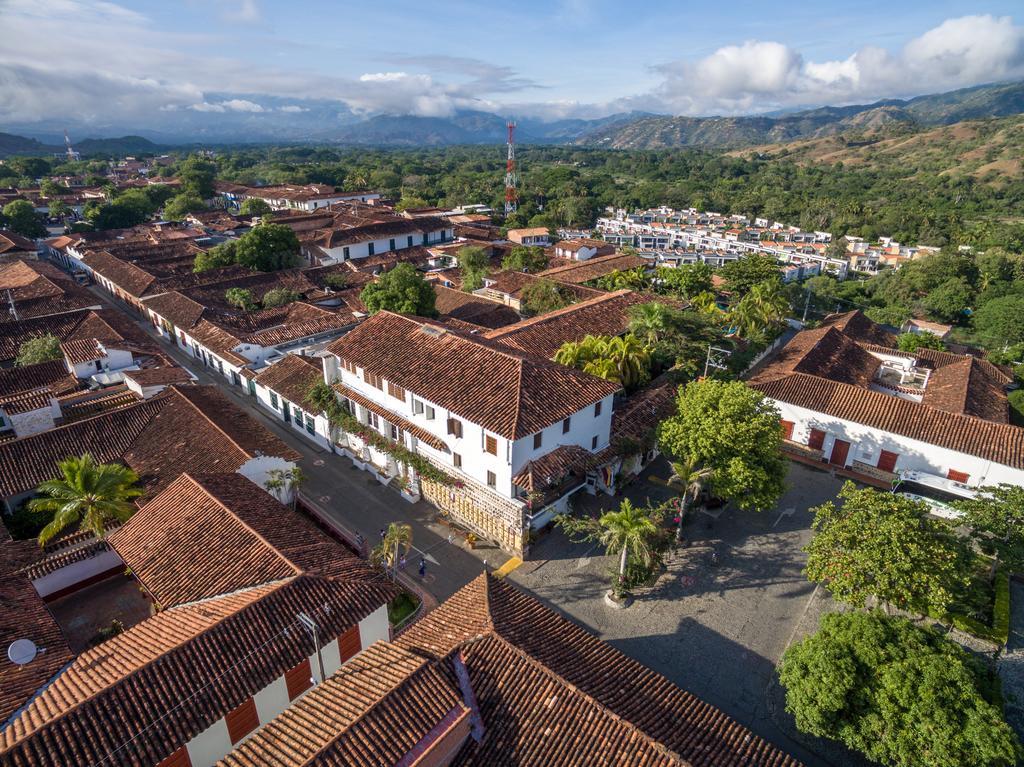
[388,591,420,627]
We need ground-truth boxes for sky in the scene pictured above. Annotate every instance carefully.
[2,0,1024,128]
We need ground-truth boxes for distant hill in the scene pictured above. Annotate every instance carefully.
[575,81,1024,149]
[0,132,49,156]
[729,114,1024,185]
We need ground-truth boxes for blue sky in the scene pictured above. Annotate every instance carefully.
[2,1,1024,127]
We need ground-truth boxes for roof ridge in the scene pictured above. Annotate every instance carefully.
[483,290,632,339]
[163,386,257,459]
[180,473,304,579]
[3,578,292,749]
[484,626,688,765]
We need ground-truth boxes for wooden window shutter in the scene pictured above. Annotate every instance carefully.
[485,435,497,455]
[807,429,826,450]
[338,624,361,663]
[225,697,259,744]
[447,417,462,437]
[947,469,970,483]
[156,746,192,767]
[779,420,795,441]
[285,657,313,701]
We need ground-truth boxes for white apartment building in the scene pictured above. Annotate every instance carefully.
[322,311,620,554]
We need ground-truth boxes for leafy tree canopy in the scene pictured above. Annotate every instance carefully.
[360,262,437,317]
[805,482,969,613]
[162,192,206,221]
[224,287,256,310]
[896,331,946,352]
[656,263,713,298]
[520,278,573,316]
[458,245,490,291]
[779,610,1020,767]
[238,197,273,216]
[261,287,301,307]
[954,484,1024,572]
[194,241,237,273]
[719,254,781,294]
[502,245,548,273]
[973,295,1024,349]
[234,222,301,272]
[657,379,786,511]
[2,199,46,238]
[16,334,62,367]
[176,155,217,199]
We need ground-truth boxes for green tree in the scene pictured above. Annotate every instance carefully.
[394,195,428,212]
[520,278,572,316]
[28,454,143,545]
[239,197,273,216]
[235,222,301,271]
[595,267,651,291]
[177,155,217,199]
[48,200,72,222]
[16,334,62,367]
[553,334,650,390]
[194,241,238,273]
[360,262,437,317]
[656,263,713,298]
[805,482,969,614]
[657,379,786,511]
[261,287,301,307]
[779,611,1020,767]
[728,279,790,339]
[371,521,414,574]
[39,179,69,198]
[502,245,548,273]
[973,295,1024,350]
[162,192,206,221]
[224,287,256,310]
[719,254,781,294]
[323,272,348,290]
[458,245,490,291]
[557,498,660,597]
[954,485,1024,573]
[896,332,945,352]
[667,454,713,541]
[921,277,973,324]
[627,301,672,347]
[262,466,305,510]
[2,200,46,238]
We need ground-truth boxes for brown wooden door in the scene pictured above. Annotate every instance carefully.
[807,428,826,451]
[877,450,899,473]
[830,439,850,466]
[780,420,795,441]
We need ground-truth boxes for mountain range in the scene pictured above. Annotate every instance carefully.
[3,80,1024,155]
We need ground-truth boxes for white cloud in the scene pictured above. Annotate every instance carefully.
[648,14,1024,115]
[217,0,261,23]
[278,105,308,113]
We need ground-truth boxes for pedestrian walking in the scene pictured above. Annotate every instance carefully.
[399,554,407,570]
[379,527,386,541]
[418,558,426,578]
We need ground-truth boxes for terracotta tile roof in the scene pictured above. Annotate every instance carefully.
[219,642,467,767]
[753,373,1024,469]
[251,354,322,405]
[0,230,37,255]
[0,309,93,364]
[0,360,77,400]
[121,366,193,387]
[332,382,448,452]
[0,539,74,725]
[553,237,614,252]
[433,286,521,329]
[81,250,155,297]
[109,473,379,607]
[390,575,800,766]
[327,312,620,439]
[58,337,104,365]
[513,444,593,492]
[484,290,653,358]
[141,290,206,329]
[748,326,880,387]
[0,575,397,767]
[596,376,679,462]
[57,388,142,424]
[819,309,896,347]
[0,385,300,500]
[539,253,647,284]
[919,356,1009,422]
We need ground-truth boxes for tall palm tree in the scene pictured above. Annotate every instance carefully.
[605,334,651,390]
[554,334,650,390]
[264,467,305,509]
[29,454,143,546]
[371,522,413,577]
[668,455,713,541]
[599,499,658,594]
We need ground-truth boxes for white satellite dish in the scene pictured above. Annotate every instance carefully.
[8,639,38,666]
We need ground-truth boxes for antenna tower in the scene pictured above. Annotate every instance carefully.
[64,130,78,160]
[504,121,518,217]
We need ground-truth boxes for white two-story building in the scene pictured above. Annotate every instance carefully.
[321,311,620,554]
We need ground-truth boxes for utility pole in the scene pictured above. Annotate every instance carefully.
[296,612,326,685]
[801,287,812,323]
[703,345,731,378]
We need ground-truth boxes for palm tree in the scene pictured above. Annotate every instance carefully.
[554,334,650,391]
[598,499,658,595]
[628,302,670,347]
[29,454,143,546]
[668,455,712,541]
[605,334,651,390]
[371,522,413,577]
[264,467,305,509]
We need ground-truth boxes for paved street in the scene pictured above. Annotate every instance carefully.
[509,461,863,767]
[88,289,511,603]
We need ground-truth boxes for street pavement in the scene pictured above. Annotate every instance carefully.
[88,288,512,603]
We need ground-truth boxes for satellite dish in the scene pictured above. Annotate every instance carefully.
[8,639,38,666]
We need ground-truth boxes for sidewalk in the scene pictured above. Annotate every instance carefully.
[83,287,510,603]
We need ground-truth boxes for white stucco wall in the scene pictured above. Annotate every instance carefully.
[9,406,56,438]
[774,398,1024,488]
[236,456,298,493]
[31,549,124,598]
[185,718,233,767]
